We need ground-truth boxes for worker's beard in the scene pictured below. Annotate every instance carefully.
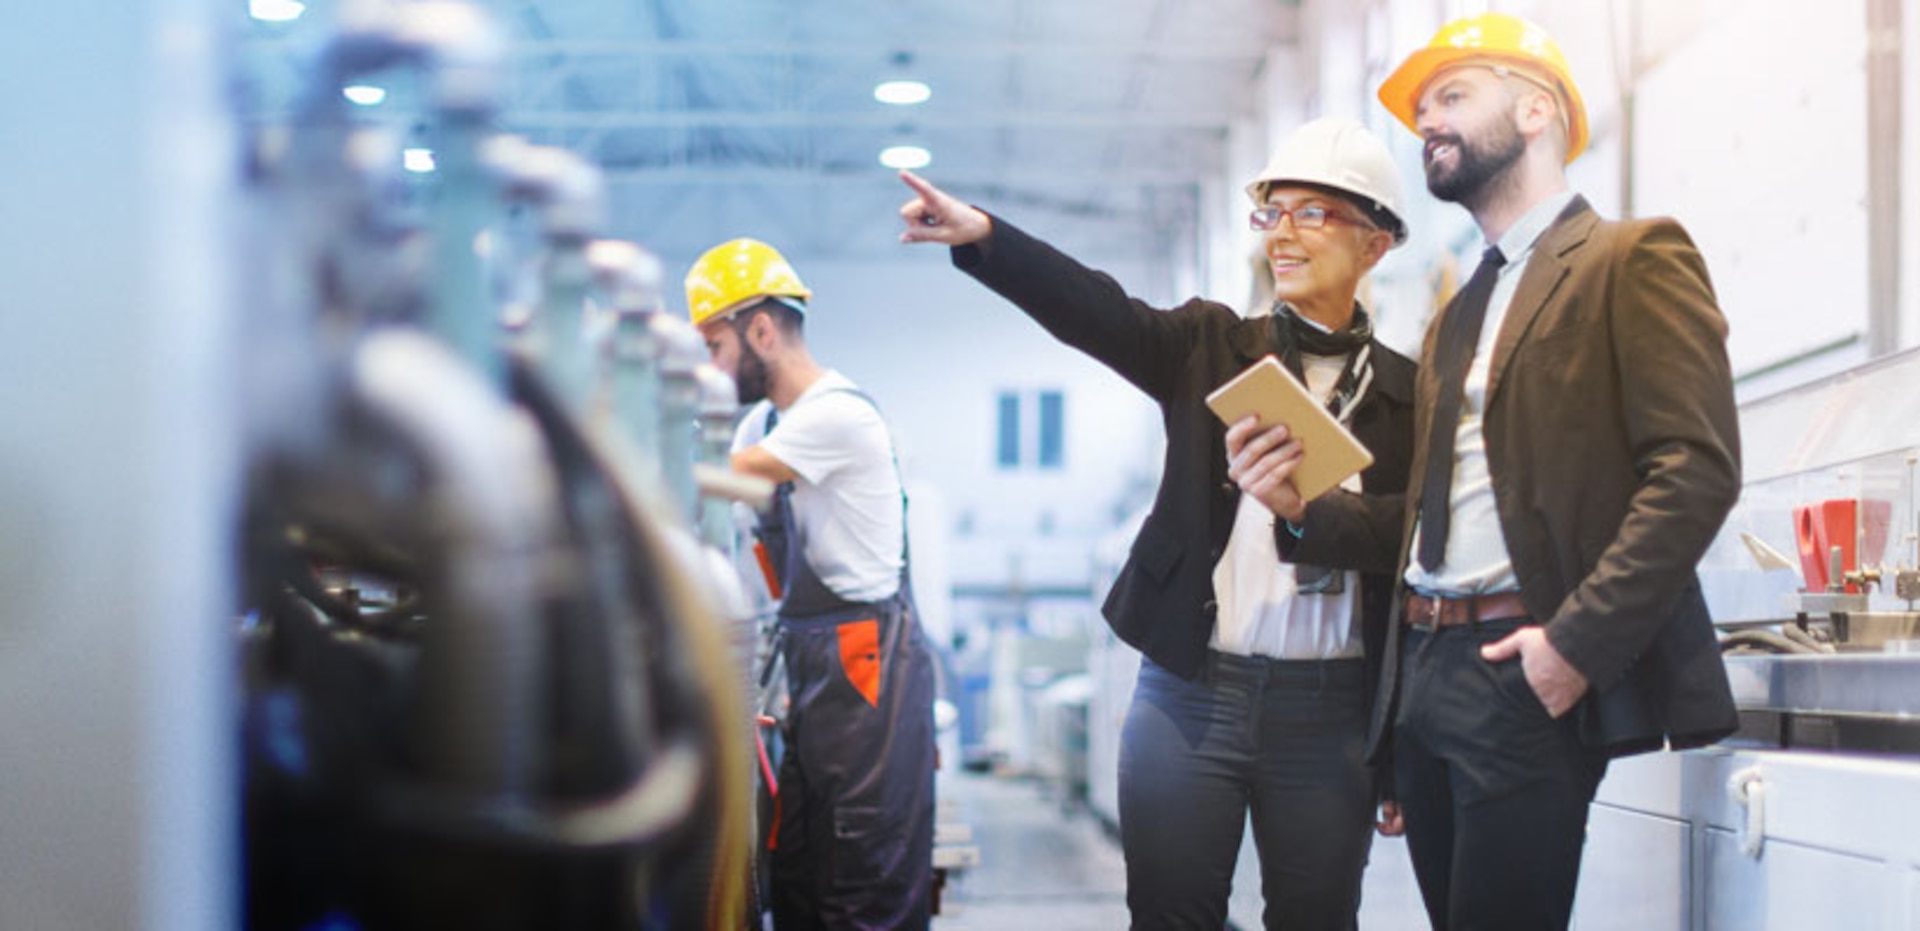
[1424,116,1526,206]
[733,342,770,405]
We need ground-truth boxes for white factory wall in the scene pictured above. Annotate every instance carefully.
[1205,0,1917,400]
[794,250,1168,602]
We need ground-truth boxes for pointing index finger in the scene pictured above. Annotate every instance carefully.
[899,169,938,199]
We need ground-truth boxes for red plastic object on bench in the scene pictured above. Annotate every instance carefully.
[1793,499,1858,592]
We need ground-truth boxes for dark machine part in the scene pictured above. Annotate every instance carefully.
[241,346,746,930]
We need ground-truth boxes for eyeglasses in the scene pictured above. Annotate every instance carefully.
[1249,204,1371,233]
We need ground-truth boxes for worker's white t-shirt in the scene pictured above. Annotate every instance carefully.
[1209,352,1363,660]
[734,370,905,603]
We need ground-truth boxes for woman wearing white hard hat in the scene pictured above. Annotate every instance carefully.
[899,117,1415,928]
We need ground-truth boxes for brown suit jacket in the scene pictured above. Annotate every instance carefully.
[1289,197,1742,759]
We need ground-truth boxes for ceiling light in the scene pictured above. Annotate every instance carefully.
[249,0,307,22]
[874,80,932,106]
[403,148,437,173]
[342,85,387,106]
[878,145,932,170]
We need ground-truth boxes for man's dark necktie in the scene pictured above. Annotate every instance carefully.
[1415,246,1506,573]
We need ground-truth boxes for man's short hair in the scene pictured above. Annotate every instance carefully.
[735,296,806,338]
[1492,67,1573,161]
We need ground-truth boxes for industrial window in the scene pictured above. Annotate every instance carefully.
[996,391,1021,468]
[995,389,1065,471]
[1037,390,1064,468]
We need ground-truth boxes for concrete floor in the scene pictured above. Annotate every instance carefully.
[931,771,1130,929]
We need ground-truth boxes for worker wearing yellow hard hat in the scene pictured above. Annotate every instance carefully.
[684,237,814,329]
[1338,12,1741,931]
[684,238,813,405]
[684,238,937,930]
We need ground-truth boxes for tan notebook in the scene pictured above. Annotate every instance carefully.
[1204,354,1373,502]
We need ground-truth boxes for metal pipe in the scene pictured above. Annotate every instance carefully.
[651,314,708,521]
[588,239,668,453]
[310,2,507,375]
[482,141,608,405]
[1866,0,1904,355]
[537,238,595,402]
[694,363,741,550]
[425,114,502,376]
[1617,0,1639,219]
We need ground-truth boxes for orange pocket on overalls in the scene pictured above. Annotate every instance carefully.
[836,618,882,707]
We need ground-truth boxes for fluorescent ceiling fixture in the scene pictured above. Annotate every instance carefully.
[403,148,437,173]
[878,145,932,170]
[873,80,932,106]
[342,85,387,106]
[249,0,307,22]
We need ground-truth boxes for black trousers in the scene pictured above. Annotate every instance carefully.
[1120,655,1373,930]
[1392,620,1608,931]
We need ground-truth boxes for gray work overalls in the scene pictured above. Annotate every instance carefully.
[759,394,936,931]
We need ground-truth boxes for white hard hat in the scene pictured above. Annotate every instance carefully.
[1245,117,1407,246]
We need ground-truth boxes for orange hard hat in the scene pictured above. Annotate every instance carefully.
[1377,12,1589,163]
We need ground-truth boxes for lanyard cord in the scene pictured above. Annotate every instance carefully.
[1269,301,1375,423]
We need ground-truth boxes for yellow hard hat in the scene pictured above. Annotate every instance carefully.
[683,238,812,327]
[1377,12,1589,164]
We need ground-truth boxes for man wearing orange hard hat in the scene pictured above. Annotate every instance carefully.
[1285,12,1742,928]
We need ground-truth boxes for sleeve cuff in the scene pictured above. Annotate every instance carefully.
[949,213,999,270]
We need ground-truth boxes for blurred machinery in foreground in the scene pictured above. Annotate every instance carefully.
[231,3,770,927]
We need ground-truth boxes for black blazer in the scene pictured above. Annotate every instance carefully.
[953,217,1416,700]
[1289,198,1742,760]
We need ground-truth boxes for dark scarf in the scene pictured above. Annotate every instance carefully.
[1266,301,1373,595]
[1269,301,1375,422]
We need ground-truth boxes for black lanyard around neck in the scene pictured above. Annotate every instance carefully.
[1269,302,1374,424]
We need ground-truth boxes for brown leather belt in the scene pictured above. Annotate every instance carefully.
[1403,591,1530,628]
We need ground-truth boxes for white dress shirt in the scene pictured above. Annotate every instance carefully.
[1212,348,1364,660]
[1404,190,1577,596]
